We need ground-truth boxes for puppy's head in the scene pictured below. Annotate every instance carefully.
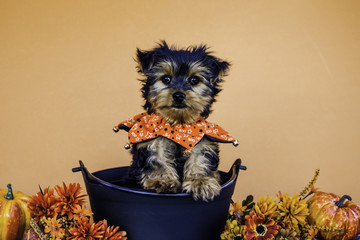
[136,41,230,125]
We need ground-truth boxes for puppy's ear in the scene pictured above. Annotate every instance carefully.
[136,49,156,75]
[209,58,230,84]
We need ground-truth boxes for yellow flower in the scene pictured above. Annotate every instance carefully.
[276,193,309,233]
[73,205,93,222]
[43,217,65,239]
[220,220,243,240]
[255,195,278,218]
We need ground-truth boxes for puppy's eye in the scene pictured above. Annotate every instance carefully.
[189,76,200,86]
[161,76,171,85]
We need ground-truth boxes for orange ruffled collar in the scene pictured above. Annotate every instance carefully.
[114,112,238,154]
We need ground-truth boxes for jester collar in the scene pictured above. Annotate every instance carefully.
[114,112,238,154]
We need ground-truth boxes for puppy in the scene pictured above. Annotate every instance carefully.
[114,41,237,201]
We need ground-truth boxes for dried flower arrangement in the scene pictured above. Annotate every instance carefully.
[220,169,357,240]
[25,182,127,240]
[22,172,359,240]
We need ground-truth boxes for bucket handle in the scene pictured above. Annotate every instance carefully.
[234,158,247,172]
[72,160,108,186]
[221,158,246,188]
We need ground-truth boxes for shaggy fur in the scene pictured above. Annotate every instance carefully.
[128,41,230,201]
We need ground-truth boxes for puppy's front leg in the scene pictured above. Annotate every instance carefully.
[182,139,221,201]
[138,137,181,193]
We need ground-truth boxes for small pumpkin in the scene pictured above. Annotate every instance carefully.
[307,191,360,240]
[0,184,31,240]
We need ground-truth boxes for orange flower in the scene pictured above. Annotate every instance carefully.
[28,187,57,221]
[230,201,247,219]
[69,217,104,240]
[101,220,127,240]
[103,225,127,240]
[44,217,65,239]
[54,182,87,219]
[245,211,280,240]
[73,205,93,222]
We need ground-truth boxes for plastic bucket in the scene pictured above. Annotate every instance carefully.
[73,159,246,240]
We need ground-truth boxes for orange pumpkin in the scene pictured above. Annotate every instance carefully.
[0,184,31,240]
[307,191,360,240]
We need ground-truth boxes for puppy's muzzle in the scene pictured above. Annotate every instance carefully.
[172,92,187,108]
[173,92,186,103]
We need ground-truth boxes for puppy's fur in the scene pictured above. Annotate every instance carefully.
[128,41,230,201]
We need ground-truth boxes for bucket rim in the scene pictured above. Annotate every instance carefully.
[73,159,246,198]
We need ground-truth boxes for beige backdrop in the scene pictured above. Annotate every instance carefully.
[1,0,359,204]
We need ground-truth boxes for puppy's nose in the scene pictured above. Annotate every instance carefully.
[173,92,186,103]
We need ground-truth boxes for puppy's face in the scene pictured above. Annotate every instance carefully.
[136,42,230,125]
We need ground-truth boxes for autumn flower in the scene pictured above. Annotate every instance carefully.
[255,195,278,218]
[69,217,104,240]
[44,217,65,239]
[221,219,243,240]
[275,228,299,240]
[73,205,93,222]
[103,225,128,240]
[276,193,309,233]
[54,182,87,220]
[230,201,247,220]
[28,182,127,240]
[28,187,57,221]
[245,211,280,240]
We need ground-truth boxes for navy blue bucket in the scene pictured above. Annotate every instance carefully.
[73,159,246,240]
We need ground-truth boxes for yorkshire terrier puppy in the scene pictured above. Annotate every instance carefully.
[115,41,237,201]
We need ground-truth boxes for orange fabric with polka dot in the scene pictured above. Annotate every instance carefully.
[116,112,235,151]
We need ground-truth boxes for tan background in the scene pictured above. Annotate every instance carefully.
[1,0,359,204]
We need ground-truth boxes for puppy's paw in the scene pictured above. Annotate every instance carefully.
[182,176,221,201]
[142,176,181,193]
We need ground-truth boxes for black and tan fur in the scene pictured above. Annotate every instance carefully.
[128,41,230,201]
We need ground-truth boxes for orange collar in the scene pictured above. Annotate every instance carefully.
[114,112,237,153]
